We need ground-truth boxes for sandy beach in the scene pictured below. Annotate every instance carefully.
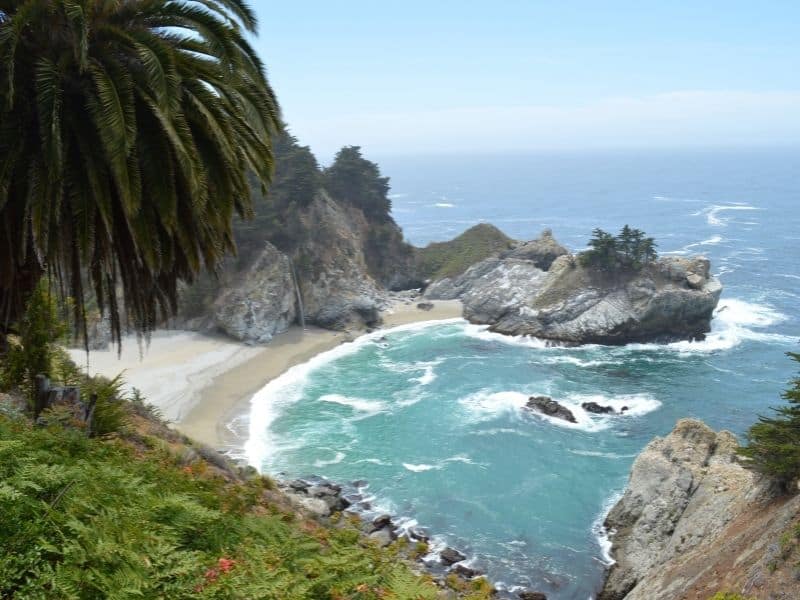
[70,299,463,449]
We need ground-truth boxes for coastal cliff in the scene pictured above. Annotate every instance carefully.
[427,230,722,344]
[599,419,800,600]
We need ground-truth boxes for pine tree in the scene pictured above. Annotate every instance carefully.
[739,353,800,488]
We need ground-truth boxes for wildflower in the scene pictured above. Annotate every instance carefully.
[218,557,236,573]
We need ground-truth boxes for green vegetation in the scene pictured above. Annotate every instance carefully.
[0,0,280,347]
[1,283,67,403]
[416,224,514,280]
[739,353,800,488]
[323,147,392,223]
[708,593,755,600]
[579,225,657,271]
[0,414,448,599]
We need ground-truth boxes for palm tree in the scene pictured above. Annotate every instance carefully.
[0,0,280,347]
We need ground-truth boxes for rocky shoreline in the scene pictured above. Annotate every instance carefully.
[274,473,549,599]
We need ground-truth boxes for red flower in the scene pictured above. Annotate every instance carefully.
[204,568,219,582]
[218,557,236,573]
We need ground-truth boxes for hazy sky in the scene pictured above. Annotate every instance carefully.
[251,1,800,159]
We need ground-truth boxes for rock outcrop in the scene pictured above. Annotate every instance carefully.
[525,396,577,423]
[598,419,800,600]
[213,242,297,343]
[427,231,722,345]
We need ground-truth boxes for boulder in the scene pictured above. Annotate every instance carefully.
[518,593,547,600]
[525,396,577,423]
[371,514,393,532]
[409,526,431,542]
[451,563,482,579]
[501,229,569,271]
[440,547,466,565]
[417,302,435,311]
[368,527,394,548]
[581,401,615,414]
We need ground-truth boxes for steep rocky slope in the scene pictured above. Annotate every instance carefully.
[427,230,722,344]
[599,419,800,600]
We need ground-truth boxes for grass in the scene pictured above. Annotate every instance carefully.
[415,223,514,281]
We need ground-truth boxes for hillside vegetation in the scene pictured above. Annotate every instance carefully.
[0,405,451,600]
[415,224,514,281]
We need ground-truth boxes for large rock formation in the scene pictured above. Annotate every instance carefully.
[209,192,392,342]
[427,231,722,345]
[599,419,800,600]
[213,242,297,343]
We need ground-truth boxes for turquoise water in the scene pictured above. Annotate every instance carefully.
[245,149,799,598]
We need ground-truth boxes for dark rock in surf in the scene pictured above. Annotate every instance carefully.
[582,401,615,414]
[371,514,393,532]
[525,396,577,423]
[452,563,482,579]
[518,592,548,600]
[409,526,430,542]
[440,547,466,565]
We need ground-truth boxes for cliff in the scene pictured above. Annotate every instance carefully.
[426,230,722,345]
[599,419,800,600]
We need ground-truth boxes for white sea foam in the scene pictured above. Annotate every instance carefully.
[434,202,455,208]
[244,318,464,470]
[319,394,387,415]
[593,491,624,565]
[462,323,551,348]
[696,203,760,227]
[313,451,346,468]
[403,463,437,472]
[459,390,660,432]
[660,298,792,354]
[402,455,482,472]
[411,363,438,385]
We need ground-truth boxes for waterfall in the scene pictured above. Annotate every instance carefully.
[290,260,306,329]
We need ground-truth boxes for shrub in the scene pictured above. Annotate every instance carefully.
[739,352,800,488]
[0,282,68,403]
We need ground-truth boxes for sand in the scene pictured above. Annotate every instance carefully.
[70,299,463,449]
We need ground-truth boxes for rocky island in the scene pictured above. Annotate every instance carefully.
[426,229,723,345]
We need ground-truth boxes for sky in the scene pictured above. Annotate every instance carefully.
[250,1,800,160]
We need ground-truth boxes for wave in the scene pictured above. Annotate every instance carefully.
[462,323,552,349]
[402,455,483,473]
[411,363,437,385]
[695,203,760,227]
[458,390,660,432]
[244,318,464,470]
[433,202,455,208]
[313,451,346,468]
[658,298,793,354]
[319,394,388,416]
[592,490,624,566]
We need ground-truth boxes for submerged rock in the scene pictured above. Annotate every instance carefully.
[518,592,547,600]
[525,396,577,423]
[426,231,722,345]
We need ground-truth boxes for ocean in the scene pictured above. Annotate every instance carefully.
[244,148,800,598]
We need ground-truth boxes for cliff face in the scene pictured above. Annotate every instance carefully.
[202,190,413,342]
[600,419,800,600]
[427,231,722,345]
